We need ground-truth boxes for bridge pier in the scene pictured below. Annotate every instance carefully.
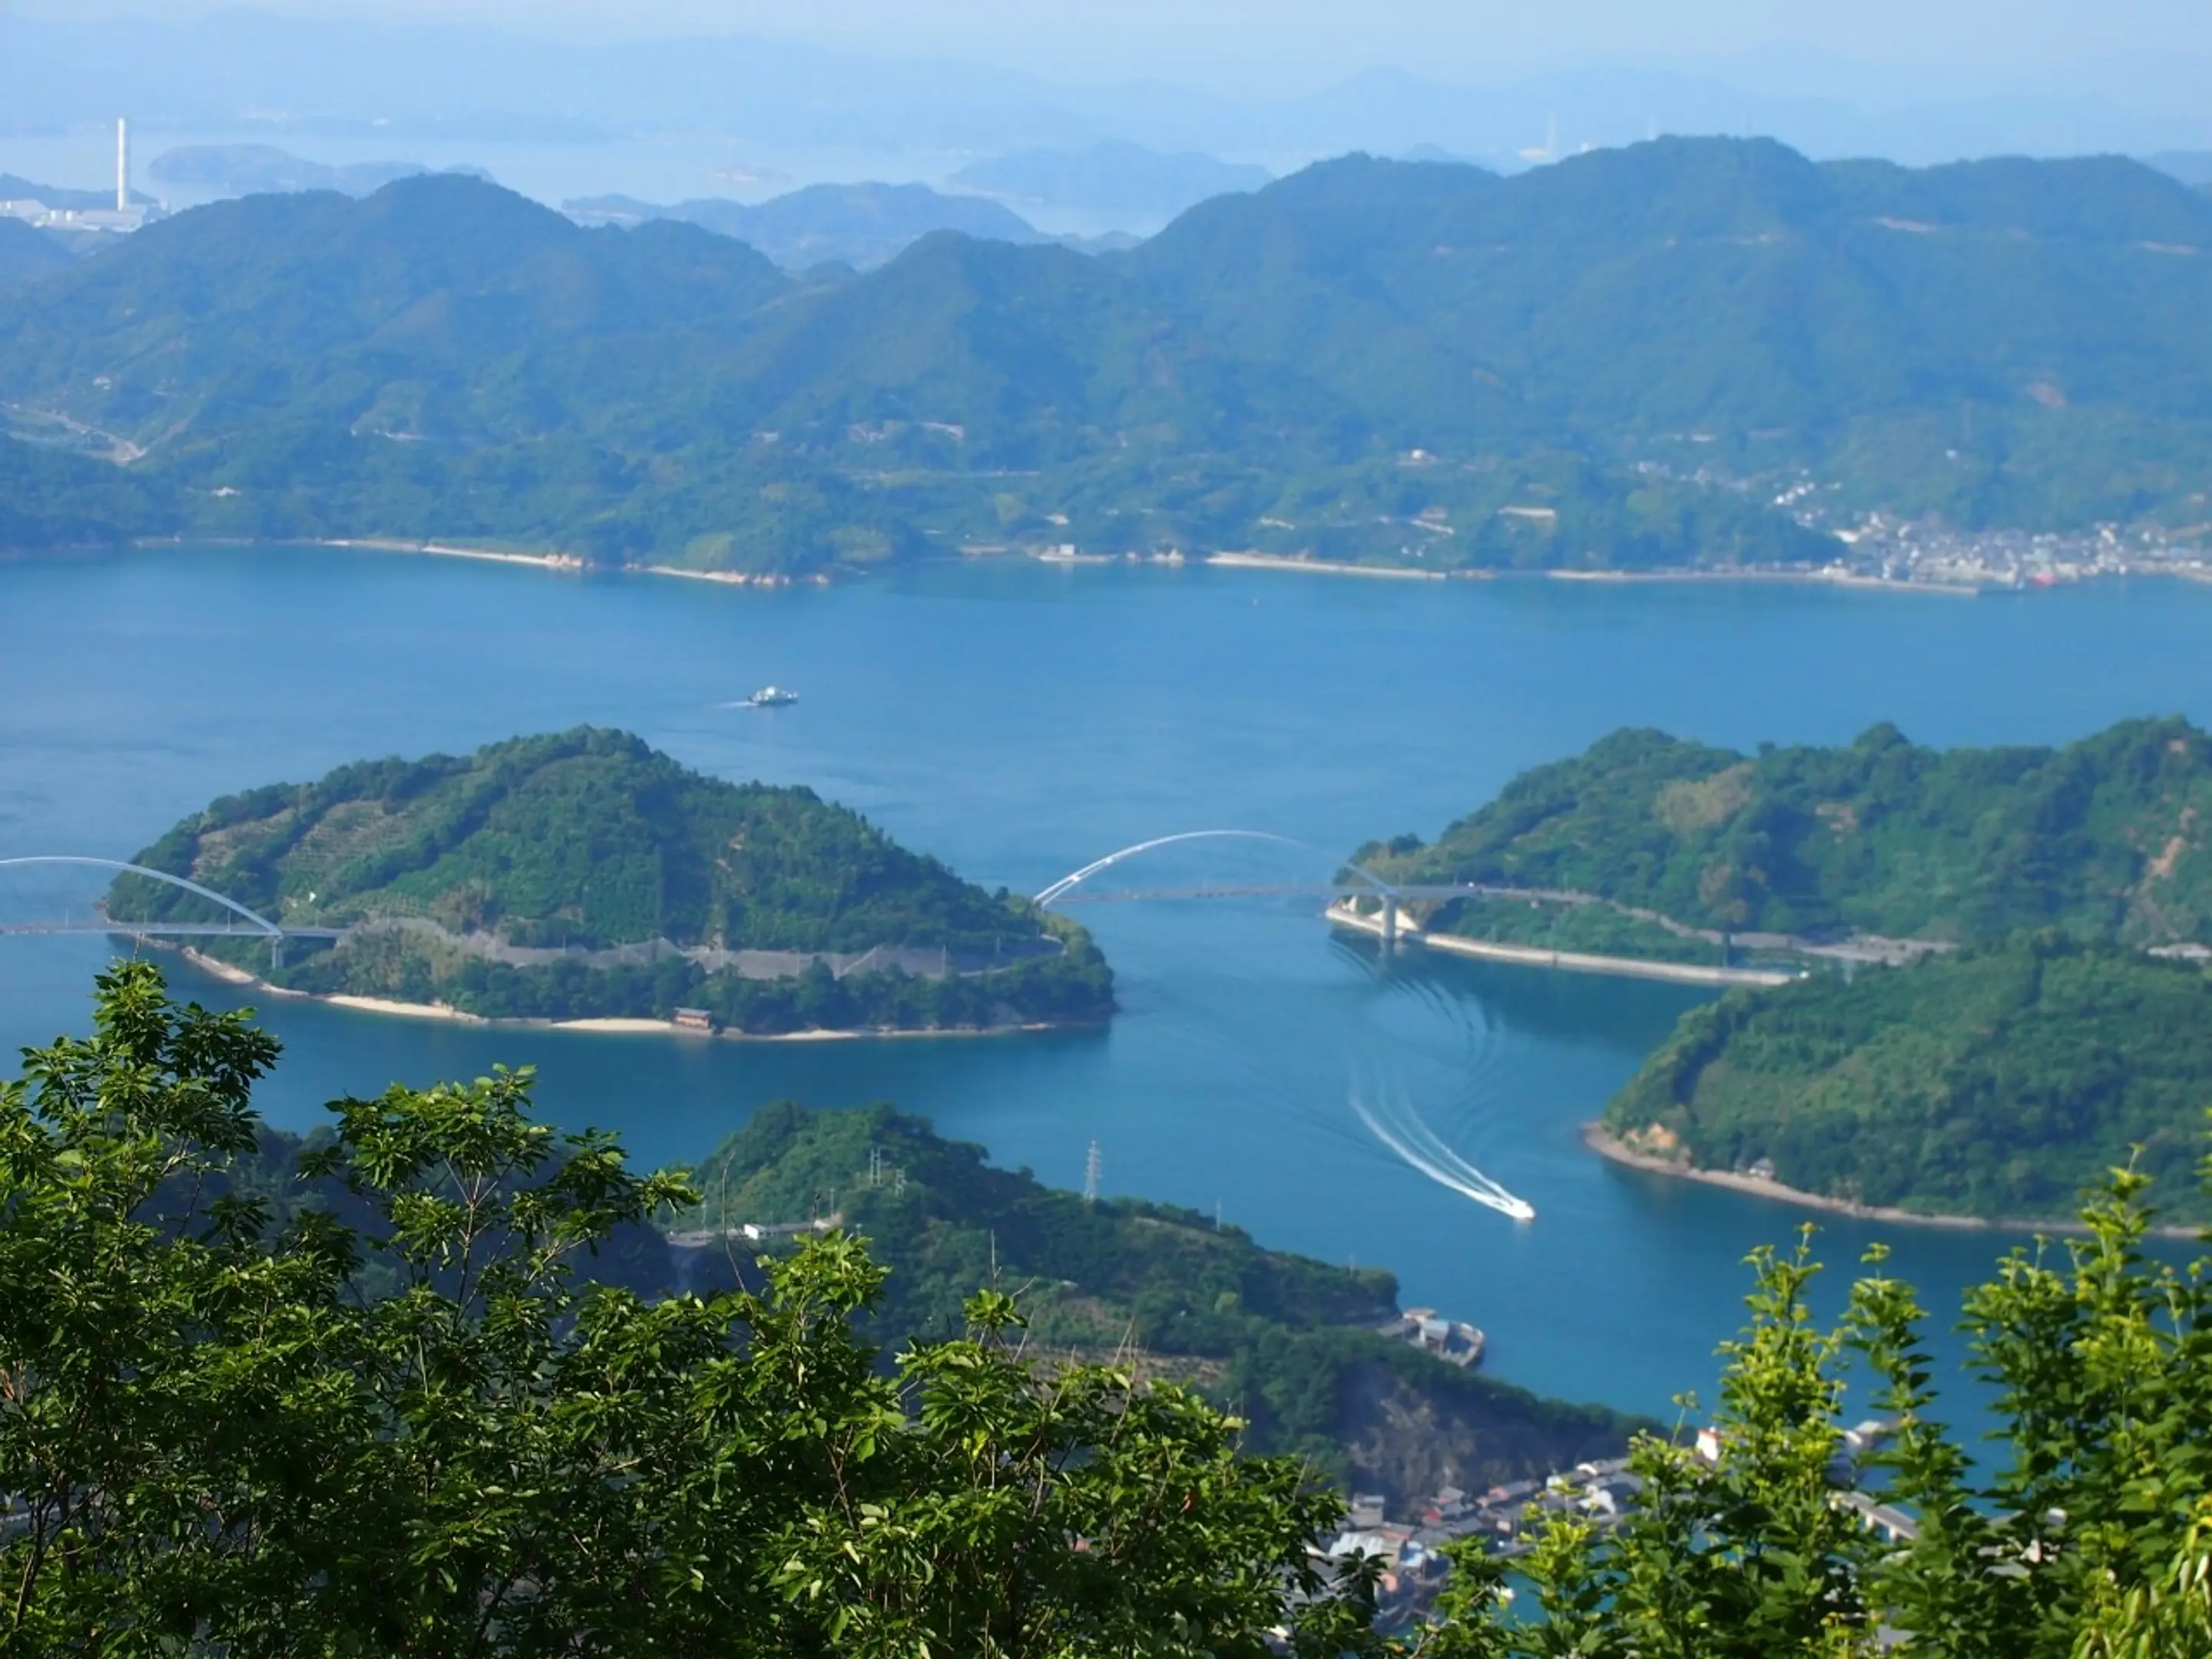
[1380,896,1399,953]
[270,935,284,972]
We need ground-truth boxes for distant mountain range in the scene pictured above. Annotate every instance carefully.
[5,14,2212,168]
[563,183,1045,271]
[0,138,2207,575]
[148,144,490,199]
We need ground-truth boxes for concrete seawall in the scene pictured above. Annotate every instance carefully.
[1325,903,1797,988]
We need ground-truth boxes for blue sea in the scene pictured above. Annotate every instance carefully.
[5,545,2207,1422]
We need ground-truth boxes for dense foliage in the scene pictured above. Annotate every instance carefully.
[111,727,1113,1031]
[0,430,170,547]
[8,965,2212,1655]
[0,217,75,290]
[0,964,1362,1656]
[684,1101,1637,1500]
[1602,936,2212,1223]
[1412,1174,2212,1659]
[1365,717,2212,948]
[5,139,2210,570]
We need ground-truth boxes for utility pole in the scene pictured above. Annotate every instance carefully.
[1083,1140,1101,1205]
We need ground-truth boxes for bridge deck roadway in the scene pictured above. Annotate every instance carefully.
[0,923,351,939]
[1050,883,1552,905]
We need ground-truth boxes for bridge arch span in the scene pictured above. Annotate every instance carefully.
[0,856,284,938]
[1032,831,1393,909]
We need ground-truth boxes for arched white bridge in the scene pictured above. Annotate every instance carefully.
[1032,830,1396,908]
[1032,831,1537,1222]
[0,856,347,963]
[1030,830,1529,949]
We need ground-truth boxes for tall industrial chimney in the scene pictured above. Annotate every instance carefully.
[116,118,129,213]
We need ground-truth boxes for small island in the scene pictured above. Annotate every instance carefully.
[108,728,1114,1038]
[1351,717,2212,970]
[1596,938,2212,1228]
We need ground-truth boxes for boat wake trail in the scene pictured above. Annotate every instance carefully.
[1351,1082,1536,1223]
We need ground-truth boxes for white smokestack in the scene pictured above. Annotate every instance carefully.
[116,118,129,213]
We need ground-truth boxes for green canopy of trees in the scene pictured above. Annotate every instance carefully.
[1364,717,2212,948]
[682,1101,1637,1501]
[1606,936,2212,1223]
[109,728,1114,1032]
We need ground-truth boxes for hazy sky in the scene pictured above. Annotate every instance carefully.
[21,0,2212,91]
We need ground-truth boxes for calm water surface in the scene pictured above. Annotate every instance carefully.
[5,546,2209,1422]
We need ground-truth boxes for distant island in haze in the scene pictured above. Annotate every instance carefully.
[561,181,1047,270]
[108,728,1114,1037]
[946,140,1271,227]
[2,138,2208,584]
[148,144,492,199]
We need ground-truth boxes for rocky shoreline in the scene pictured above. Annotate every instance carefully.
[171,945,1088,1045]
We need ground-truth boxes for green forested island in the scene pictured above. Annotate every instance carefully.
[4,139,2210,572]
[1359,717,2212,952]
[1601,939,2212,1225]
[683,1100,1638,1500]
[109,728,1112,1034]
[1362,718,2212,1222]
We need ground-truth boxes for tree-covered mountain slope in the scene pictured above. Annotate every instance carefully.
[1361,717,2212,949]
[112,728,1111,1033]
[1132,146,2212,528]
[0,432,171,547]
[687,1101,1640,1502]
[1602,939,2212,1224]
[3,139,2208,571]
[0,217,74,290]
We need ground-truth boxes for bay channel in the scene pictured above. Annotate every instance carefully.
[4,544,2208,1420]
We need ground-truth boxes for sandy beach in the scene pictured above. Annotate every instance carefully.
[1583,1124,2200,1239]
[323,992,489,1023]
[1205,551,1449,581]
[1541,566,1981,598]
[167,947,1074,1043]
[623,563,825,588]
[312,538,584,572]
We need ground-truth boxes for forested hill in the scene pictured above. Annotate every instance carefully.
[1360,717,2212,948]
[2,138,2210,573]
[687,1101,1639,1502]
[113,728,1113,1032]
[1603,939,2212,1224]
